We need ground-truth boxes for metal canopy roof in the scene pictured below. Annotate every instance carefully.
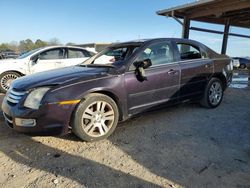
[156,0,250,54]
[157,0,250,29]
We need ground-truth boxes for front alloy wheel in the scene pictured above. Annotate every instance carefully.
[82,101,115,137]
[72,93,119,141]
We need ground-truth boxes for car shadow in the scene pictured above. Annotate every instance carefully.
[63,99,250,187]
[0,125,163,187]
[110,99,250,187]
[0,94,164,187]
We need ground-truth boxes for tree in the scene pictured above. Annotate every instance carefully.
[0,42,18,52]
[66,42,76,46]
[0,38,64,53]
[48,38,61,46]
[19,39,34,52]
[9,41,19,52]
[34,39,47,49]
[0,43,10,52]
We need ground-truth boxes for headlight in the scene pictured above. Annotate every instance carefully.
[24,87,50,109]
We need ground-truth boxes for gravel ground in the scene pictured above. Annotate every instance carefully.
[0,74,249,188]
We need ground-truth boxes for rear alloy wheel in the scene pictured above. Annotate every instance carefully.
[72,93,119,141]
[200,78,224,108]
[0,72,21,93]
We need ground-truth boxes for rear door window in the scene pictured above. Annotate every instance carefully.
[67,49,90,58]
[177,43,204,60]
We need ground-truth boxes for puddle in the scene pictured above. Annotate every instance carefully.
[229,83,249,89]
[230,71,250,89]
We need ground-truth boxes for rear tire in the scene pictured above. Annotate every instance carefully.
[72,93,119,142]
[240,64,246,69]
[200,78,224,108]
[0,72,21,93]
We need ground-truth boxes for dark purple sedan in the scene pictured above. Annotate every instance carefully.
[2,38,233,141]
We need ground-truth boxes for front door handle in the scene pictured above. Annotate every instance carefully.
[205,63,212,68]
[167,69,178,75]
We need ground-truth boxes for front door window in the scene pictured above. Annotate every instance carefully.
[39,49,64,60]
[130,42,174,70]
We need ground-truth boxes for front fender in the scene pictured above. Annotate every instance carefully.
[43,75,128,120]
[0,62,28,75]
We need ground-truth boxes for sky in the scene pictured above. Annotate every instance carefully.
[0,0,249,57]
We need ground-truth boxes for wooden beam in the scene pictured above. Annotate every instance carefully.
[221,20,230,55]
[221,9,250,18]
[171,11,183,25]
[182,17,190,39]
[190,27,250,39]
[229,33,250,39]
[190,27,223,35]
[193,17,250,29]
[188,1,250,19]
[229,14,250,22]
[156,0,215,16]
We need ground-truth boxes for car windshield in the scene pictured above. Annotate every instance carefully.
[81,45,141,66]
[17,48,42,59]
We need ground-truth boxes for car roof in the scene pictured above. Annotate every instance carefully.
[109,38,219,58]
[110,38,206,47]
[41,45,88,50]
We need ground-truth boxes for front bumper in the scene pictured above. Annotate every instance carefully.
[1,96,77,135]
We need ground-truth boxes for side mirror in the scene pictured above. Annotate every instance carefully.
[133,59,152,82]
[30,55,39,65]
[133,58,152,69]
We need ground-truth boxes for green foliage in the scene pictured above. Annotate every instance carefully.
[66,42,76,46]
[48,38,61,46]
[34,39,48,48]
[19,39,34,52]
[0,43,10,51]
[0,38,61,53]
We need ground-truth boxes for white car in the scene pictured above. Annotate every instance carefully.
[0,46,93,93]
[232,58,240,68]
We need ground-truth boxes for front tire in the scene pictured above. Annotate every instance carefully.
[200,78,224,108]
[72,93,119,142]
[0,72,21,93]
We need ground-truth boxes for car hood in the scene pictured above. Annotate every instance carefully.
[11,66,110,90]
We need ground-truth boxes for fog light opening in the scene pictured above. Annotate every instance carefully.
[15,118,36,127]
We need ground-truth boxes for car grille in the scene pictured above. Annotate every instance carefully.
[6,88,27,104]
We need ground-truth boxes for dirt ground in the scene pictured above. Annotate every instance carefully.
[0,72,249,188]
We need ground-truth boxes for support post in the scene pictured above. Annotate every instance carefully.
[221,20,230,54]
[182,17,190,39]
